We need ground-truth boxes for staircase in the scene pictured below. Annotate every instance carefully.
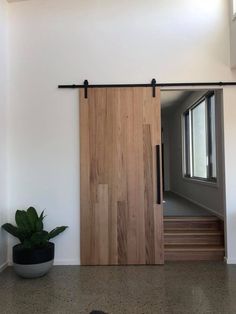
[164,216,225,261]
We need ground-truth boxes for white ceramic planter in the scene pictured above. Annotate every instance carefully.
[13,242,55,279]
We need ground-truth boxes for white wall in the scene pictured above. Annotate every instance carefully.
[229,0,236,68]
[0,0,8,271]
[163,90,225,218]
[7,0,236,264]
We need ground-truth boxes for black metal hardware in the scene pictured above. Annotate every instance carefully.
[58,81,236,89]
[206,93,214,180]
[151,78,156,97]
[84,80,89,99]
[156,145,161,205]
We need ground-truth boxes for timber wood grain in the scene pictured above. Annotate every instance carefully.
[164,216,225,261]
[80,87,163,265]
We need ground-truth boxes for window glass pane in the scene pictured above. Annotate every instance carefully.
[234,0,236,14]
[192,101,207,178]
[184,112,190,176]
[209,95,217,178]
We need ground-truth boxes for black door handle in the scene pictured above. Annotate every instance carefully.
[156,145,161,205]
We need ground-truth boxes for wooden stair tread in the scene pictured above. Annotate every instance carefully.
[165,245,225,252]
[164,243,222,247]
[164,216,220,222]
[164,230,223,236]
[164,228,221,232]
[163,215,224,260]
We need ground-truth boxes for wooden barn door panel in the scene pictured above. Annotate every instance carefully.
[80,87,164,265]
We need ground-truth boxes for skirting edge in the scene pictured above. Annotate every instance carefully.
[53,259,80,266]
[0,262,8,272]
[226,258,236,264]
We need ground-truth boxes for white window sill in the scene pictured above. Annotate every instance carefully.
[183,176,219,188]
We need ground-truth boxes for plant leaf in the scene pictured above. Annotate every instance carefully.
[30,231,49,248]
[48,226,68,239]
[35,210,45,232]
[15,210,31,233]
[1,223,27,243]
[23,239,32,249]
[17,227,31,242]
[26,207,38,232]
[3,208,67,248]
[2,223,19,238]
[39,210,45,220]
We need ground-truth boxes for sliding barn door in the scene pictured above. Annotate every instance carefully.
[80,87,164,265]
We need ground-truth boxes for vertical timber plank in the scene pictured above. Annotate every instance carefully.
[88,88,97,265]
[80,89,90,265]
[95,184,109,265]
[153,88,164,264]
[142,87,164,264]
[143,124,155,264]
[117,201,128,264]
[106,88,118,265]
[126,88,138,264]
[133,88,145,264]
[116,89,128,264]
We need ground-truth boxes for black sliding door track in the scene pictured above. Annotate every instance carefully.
[58,81,236,89]
[58,79,236,99]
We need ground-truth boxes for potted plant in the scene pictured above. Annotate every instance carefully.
[2,207,68,278]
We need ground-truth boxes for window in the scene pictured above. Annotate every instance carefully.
[183,93,217,182]
[233,0,236,16]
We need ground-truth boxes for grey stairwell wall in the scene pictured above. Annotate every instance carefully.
[162,90,225,219]
[162,116,170,191]
[229,0,236,68]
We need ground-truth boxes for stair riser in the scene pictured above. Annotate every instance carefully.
[164,235,224,245]
[165,251,225,261]
[164,221,221,230]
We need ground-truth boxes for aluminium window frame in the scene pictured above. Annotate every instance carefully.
[232,0,236,20]
[183,92,217,183]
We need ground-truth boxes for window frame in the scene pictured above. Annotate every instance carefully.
[233,0,236,20]
[182,92,217,183]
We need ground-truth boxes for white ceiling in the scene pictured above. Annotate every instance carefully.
[161,90,192,110]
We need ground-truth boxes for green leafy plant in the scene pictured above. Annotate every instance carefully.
[2,207,68,249]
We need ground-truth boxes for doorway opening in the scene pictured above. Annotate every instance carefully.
[161,89,225,261]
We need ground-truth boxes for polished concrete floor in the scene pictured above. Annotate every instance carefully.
[164,191,213,217]
[1,262,236,313]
